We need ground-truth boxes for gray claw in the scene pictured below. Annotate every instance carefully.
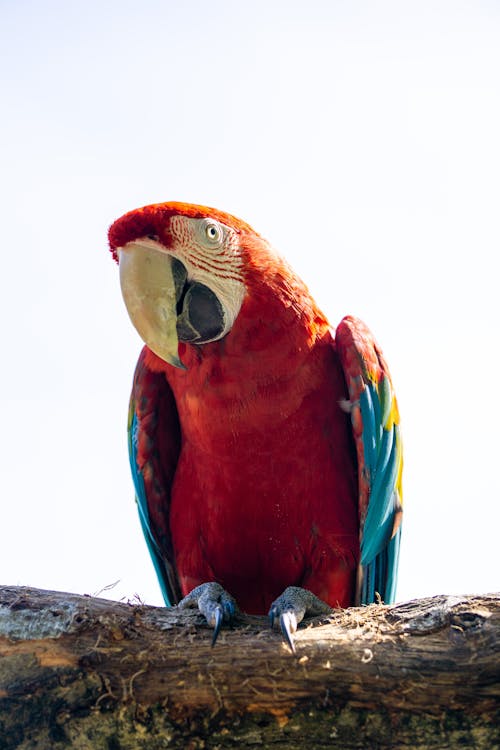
[279,611,298,654]
[211,605,224,647]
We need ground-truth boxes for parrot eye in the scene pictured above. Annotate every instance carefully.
[202,220,223,245]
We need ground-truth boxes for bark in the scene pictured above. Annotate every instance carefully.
[0,585,499,749]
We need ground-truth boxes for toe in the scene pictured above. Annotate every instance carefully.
[268,586,332,653]
[178,582,238,646]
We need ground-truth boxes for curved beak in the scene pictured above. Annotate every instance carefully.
[118,240,185,368]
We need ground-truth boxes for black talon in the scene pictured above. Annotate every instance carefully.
[211,604,224,647]
[279,612,297,654]
[223,600,235,629]
[269,607,277,630]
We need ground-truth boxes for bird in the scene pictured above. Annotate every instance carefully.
[108,201,403,651]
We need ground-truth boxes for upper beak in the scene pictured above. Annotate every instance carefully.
[118,240,185,368]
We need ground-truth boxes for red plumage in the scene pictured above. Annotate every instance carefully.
[109,202,402,615]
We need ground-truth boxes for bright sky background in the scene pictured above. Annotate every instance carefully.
[1,1,498,609]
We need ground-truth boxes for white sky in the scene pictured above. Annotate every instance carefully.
[1,0,499,608]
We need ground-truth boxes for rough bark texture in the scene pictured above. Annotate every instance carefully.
[0,585,499,749]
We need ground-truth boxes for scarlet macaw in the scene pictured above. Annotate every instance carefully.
[108,202,403,650]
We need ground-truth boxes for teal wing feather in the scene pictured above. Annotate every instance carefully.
[336,316,403,605]
[128,347,182,606]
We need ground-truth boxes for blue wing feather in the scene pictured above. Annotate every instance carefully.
[359,384,377,473]
[127,348,182,606]
[128,408,175,606]
[359,392,402,603]
[336,317,403,606]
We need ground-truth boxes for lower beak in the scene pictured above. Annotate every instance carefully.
[118,241,184,368]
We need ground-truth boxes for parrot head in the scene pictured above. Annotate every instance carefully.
[108,202,262,368]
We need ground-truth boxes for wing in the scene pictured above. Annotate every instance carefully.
[128,347,182,606]
[335,316,403,605]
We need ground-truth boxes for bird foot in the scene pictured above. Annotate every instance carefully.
[268,586,332,653]
[178,582,238,646]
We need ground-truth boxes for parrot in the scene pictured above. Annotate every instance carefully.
[108,201,403,651]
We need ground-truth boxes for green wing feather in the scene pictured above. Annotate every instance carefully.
[336,316,403,605]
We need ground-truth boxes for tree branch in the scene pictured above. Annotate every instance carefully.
[0,585,498,748]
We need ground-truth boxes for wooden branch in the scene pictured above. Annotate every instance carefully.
[1,585,499,748]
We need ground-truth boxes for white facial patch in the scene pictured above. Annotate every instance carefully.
[168,215,246,342]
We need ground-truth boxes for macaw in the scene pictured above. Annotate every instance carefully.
[108,201,403,651]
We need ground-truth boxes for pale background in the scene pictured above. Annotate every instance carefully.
[1,1,498,607]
